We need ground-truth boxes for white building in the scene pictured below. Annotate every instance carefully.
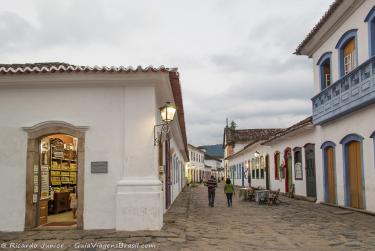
[204,154,223,179]
[262,117,316,198]
[185,144,206,183]
[227,0,375,213]
[224,128,284,187]
[0,63,188,231]
[295,0,375,211]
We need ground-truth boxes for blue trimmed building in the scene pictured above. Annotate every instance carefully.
[296,0,375,212]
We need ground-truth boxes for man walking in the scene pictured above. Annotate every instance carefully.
[207,175,217,207]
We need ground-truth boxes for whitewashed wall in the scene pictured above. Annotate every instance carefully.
[312,0,375,94]
[0,73,187,231]
[187,145,205,182]
[265,129,317,196]
[170,137,185,204]
[233,143,247,154]
[0,85,127,231]
[315,105,375,211]
[227,144,270,188]
[309,0,375,212]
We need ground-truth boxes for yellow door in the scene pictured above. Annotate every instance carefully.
[326,147,336,204]
[348,141,363,209]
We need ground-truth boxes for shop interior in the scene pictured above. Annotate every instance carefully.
[36,134,78,227]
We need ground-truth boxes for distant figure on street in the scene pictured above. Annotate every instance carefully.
[206,175,217,207]
[224,178,234,207]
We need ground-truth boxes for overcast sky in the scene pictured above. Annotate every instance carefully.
[0,0,331,145]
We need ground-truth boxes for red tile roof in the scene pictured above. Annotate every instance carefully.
[169,72,189,159]
[295,0,344,55]
[225,118,312,160]
[262,116,313,144]
[0,62,176,74]
[224,128,284,146]
[224,128,284,160]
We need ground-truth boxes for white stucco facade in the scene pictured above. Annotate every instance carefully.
[314,105,375,211]
[185,144,205,183]
[0,68,188,231]
[289,0,375,212]
[306,0,375,212]
[312,0,375,93]
[264,127,317,196]
[227,143,270,188]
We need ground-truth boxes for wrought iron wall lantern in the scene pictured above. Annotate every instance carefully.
[254,151,260,158]
[154,102,177,145]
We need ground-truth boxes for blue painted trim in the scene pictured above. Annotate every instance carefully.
[339,133,364,144]
[364,6,375,22]
[320,141,336,149]
[340,133,366,209]
[365,7,375,56]
[335,29,358,49]
[335,29,358,77]
[316,52,332,65]
[367,15,375,57]
[321,141,337,204]
[371,131,375,170]
[317,52,332,90]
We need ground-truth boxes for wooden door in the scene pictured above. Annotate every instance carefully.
[326,147,336,204]
[284,150,291,193]
[305,146,316,197]
[241,164,245,187]
[38,199,48,226]
[348,141,363,209]
[265,155,270,190]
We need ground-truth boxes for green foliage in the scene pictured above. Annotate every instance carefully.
[229,120,237,130]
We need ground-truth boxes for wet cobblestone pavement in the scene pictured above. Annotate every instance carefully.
[1,184,375,250]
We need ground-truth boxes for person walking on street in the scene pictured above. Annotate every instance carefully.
[224,178,234,207]
[206,175,217,207]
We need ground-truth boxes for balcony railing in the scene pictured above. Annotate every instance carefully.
[312,56,375,125]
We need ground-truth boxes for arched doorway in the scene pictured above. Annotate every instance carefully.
[284,148,292,193]
[340,134,365,209]
[23,121,87,230]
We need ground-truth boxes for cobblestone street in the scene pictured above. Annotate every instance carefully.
[1,183,375,250]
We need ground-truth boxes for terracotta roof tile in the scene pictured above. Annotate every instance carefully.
[295,0,344,55]
[169,72,189,159]
[0,62,177,74]
[262,116,313,144]
[225,128,284,145]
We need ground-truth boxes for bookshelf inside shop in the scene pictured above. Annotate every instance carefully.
[40,136,78,215]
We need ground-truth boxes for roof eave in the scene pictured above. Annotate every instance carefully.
[295,0,362,57]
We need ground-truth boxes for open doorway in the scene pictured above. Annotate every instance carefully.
[36,134,78,227]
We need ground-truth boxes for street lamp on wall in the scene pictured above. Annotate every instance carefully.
[254,151,260,158]
[154,102,177,145]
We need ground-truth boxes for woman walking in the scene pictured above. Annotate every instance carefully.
[224,178,234,207]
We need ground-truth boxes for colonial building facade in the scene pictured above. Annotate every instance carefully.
[225,0,375,213]
[203,154,223,179]
[296,0,375,211]
[223,128,284,186]
[0,63,188,231]
[185,144,206,183]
